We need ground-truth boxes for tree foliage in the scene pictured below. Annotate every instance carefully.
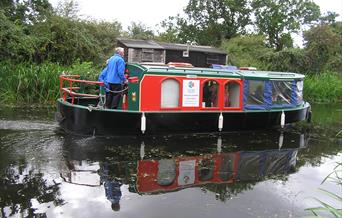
[303,24,342,73]
[163,0,252,46]
[0,0,341,76]
[260,48,311,73]
[125,22,155,40]
[0,0,122,65]
[252,0,321,51]
[221,35,272,69]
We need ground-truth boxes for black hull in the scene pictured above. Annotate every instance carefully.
[56,99,311,136]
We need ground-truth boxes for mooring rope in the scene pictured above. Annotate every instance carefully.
[104,86,128,93]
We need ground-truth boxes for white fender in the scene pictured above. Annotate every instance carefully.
[280,110,285,128]
[141,112,146,134]
[217,136,222,153]
[300,134,305,148]
[140,141,145,159]
[278,132,284,149]
[218,113,223,131]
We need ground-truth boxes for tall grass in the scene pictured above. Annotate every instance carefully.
[0,61,100,106]
[0,62,340,106]
[304,72,342,103]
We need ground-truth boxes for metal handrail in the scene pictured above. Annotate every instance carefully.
[59,74,104,104]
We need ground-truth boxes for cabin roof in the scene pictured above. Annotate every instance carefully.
[133,64,305,80]
[237,70,305,80]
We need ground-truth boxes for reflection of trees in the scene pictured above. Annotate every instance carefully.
[204,182,256,202]
[0,159,64,217]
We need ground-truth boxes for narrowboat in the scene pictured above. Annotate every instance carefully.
[56,63,311,135]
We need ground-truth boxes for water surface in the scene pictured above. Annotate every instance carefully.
[0,104,341,218]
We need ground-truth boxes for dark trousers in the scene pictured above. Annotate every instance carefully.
[106,83,122,109]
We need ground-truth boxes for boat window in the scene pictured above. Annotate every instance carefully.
[296,80,303,105]
[198,159,214,181]
[202,80,219,107]
[161,79,180,108]
[219,154,235,181]
[271,81,292,105]
[224,81,240,107]
[246,80,265,105]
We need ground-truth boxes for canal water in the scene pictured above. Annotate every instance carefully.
[0,104,341,218]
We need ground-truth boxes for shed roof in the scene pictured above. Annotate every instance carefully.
[158,42,226,54]
[117,38,227,54]
[117,38,164,49]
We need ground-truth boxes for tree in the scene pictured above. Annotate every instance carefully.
[252,0,321,51]
[0,10,35,62]
[319,11,339,25]
[161,0,252,46]
[30,16,122,65]
[304,24,342,73]
[55,0,80,20]
[1,0,53,25]
[126,22,154,40]
[156,16,183,43]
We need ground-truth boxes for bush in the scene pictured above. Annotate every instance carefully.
[221,35,272,69]
[260,48,311,74]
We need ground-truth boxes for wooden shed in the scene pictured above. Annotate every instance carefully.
[117,38,227,67]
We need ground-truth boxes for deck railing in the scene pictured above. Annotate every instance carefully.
[59,74,104,104]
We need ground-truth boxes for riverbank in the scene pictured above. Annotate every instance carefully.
[0,62,340,105]
[304,72,342,103]
[0,62,100,106]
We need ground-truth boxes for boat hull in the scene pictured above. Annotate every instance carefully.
[56,99,311,136]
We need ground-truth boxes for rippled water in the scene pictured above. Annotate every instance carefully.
[0,105,341,218]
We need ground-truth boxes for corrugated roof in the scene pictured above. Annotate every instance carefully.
[158,42,226,54]
[117,38,226,54]
[117,38,164,49]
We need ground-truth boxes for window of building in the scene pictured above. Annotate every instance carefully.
[128,48,142,63]
[202,80,219,107]
[206,54,220,65]
[224,81,240,107]
[141,49,154,62]
[128,48,165,63]
[161,79,179,108]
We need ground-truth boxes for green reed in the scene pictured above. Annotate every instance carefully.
[0,61,100,106]
[304,72,342,103]
[0,61,340,106]
[304,163,342,218]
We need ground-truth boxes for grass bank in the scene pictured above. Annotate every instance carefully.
[304,72,342,103]
[0,61,100,106]
[0,62,340,106]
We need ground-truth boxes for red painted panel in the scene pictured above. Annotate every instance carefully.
[136,153,238,194]
[140,75,243,111]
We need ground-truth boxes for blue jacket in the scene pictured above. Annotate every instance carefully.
[99,54,126,85]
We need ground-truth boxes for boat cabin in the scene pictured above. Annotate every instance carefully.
[123,63,304,112]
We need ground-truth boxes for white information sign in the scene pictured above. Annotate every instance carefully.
[182,80,200,107]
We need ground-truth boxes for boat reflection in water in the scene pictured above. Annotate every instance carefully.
[61,130,309,210]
